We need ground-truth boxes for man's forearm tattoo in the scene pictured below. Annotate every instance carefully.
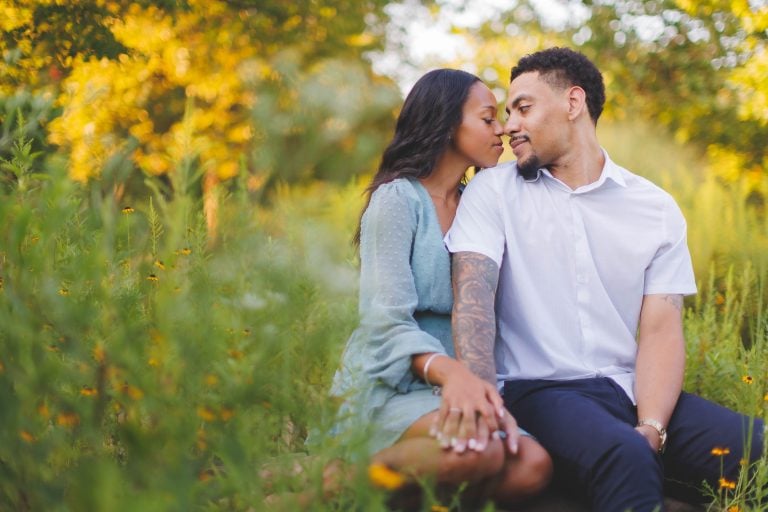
[452,252,500,385]
[661,294,683,311]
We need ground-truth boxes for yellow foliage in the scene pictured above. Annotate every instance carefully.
[0,4,32,32]
[48,0,263,182]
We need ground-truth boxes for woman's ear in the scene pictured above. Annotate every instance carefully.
[567,86,587,121]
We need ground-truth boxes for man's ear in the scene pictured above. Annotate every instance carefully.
[567,86,587,121]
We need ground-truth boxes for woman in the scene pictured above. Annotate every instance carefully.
[330,69,552,505]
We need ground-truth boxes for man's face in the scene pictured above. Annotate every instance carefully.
[504,71,570,176]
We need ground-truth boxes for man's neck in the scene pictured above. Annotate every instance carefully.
[548,139,605,190]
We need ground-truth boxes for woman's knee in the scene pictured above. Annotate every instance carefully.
[494,437,552,502]
[439,440,506,483]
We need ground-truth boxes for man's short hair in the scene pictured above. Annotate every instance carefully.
[510,47,605,124]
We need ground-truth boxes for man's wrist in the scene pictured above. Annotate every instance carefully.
[637,418,667,453]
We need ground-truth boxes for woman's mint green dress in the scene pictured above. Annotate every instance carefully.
[330,178,454,456]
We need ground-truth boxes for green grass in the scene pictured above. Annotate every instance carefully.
[0,119,766,511]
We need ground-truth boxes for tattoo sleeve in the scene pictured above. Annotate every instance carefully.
[451,252,500,385]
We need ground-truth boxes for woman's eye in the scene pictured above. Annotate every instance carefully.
[519,105,530,113]
[483,118,495,125]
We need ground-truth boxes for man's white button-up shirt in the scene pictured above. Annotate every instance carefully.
[445,151,697,403]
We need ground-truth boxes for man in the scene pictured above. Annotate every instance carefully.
[445,47,764,511]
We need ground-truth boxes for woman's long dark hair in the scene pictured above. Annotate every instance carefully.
[353,68,481,245]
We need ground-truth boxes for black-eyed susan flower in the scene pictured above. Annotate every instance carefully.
[711,447,731,456]
[58,288,69,296]
[154,260,165,270]
[368,463,406,490]
[177,247,192,256]
[728,505,742,512]
[197,406,216,422]
[80,386,97,397]
[220,408,234,421]
[56,412,79,428]
[20,430,35,443]
[718,477,736,490]
[121,206,134,214]
[742,375,753,384]
[37,403,49,418]
[147,274,159,282]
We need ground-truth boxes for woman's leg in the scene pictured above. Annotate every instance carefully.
[373,410,552,500]
[491,435,553,504]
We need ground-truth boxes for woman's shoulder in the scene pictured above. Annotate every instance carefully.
[368,178,421,211]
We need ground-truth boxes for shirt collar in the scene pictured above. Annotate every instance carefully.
[521,148,627,190]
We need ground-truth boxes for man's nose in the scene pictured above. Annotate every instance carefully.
[503,116,519,135]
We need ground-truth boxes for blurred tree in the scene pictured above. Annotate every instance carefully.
[458,0,766,184]
[0,0,402,236]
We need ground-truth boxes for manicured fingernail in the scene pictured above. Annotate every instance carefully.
[429,425,437,437]
[450,437,458,448]
[467,438,477,450]
[498,408,505,417]
[475,441,486,451]
[491,431,500,440]
[510,440,518,454]
[454,441,466,453]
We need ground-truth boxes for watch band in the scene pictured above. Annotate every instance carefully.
[637,418,667,453]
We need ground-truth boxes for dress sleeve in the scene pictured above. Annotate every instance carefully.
[358,182,446,393]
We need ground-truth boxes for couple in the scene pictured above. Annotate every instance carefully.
[330,47,764,511]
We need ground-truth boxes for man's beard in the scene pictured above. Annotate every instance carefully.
[517,154,541,180]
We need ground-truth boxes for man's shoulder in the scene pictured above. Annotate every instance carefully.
[466,161,520,190]
[611,162,677,204]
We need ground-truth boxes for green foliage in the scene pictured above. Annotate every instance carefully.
[0,125,376,511]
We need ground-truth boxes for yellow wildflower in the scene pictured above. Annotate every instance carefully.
[711,447,731,456]
[122,206,135,214]
[197,406,216,422]
[728,505,741,512]
[80,386,98,397]
[718,477,736,490]
[154,260,165,270]
[177,247,192,256]
[220,408,234,421]
[368,463,406,490]
[147,274,159,282]
[741,375,753,384]
[20,430,35,443]
[56,412,80,428]
[58,288,69,296]
[430,506,449,512]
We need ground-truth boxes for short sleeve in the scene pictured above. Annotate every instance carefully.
[444,170,506,267]
[643,197,697,296]
[358,181,445,392]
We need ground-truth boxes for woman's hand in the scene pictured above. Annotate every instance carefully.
[429,362,519,455]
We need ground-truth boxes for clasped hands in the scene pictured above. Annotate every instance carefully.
[429,367,519,455]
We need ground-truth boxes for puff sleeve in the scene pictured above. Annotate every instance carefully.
[357,182,446,393]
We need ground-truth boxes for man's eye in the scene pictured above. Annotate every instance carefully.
[519,105,530,113]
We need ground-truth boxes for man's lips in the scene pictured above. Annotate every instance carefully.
[509,136,528,151]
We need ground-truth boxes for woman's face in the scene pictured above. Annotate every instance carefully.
[451,82,504,169]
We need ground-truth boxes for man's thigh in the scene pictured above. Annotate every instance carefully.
[502,378,661,489]
[663,392,764,500]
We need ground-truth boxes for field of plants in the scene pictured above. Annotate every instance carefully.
[1,1,766,511]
